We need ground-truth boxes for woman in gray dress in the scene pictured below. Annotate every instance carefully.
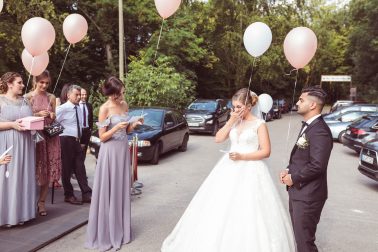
[85,76,142,251]
[0,72,36,227]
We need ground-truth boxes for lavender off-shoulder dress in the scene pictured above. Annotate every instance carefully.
[85,115,131,251]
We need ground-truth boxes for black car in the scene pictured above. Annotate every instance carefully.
[89,107,189,164]
[185,99,229,135]
[342,114,378,153]
[358,139,378,181]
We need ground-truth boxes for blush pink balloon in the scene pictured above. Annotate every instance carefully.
[154,0,181,19]
[63,14,88,44]
[21,17,56,57]
[21,49,49,76]
[283,27,318,69]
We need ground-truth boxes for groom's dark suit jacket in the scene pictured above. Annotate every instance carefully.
[288,116,333,201]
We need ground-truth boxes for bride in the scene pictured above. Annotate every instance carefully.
[161,88,295,252]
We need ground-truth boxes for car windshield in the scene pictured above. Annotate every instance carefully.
[188,101,217,112]
[128,109,163,128]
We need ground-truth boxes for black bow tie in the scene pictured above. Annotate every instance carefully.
[302,121,308,126]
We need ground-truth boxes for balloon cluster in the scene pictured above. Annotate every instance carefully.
[243,22,317,69]
[20,14,88,76]
[243,22,318,113]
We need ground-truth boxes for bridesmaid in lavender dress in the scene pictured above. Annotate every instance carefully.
[26,70,62,216]
[0,72,36,227]
[85,77,143,251]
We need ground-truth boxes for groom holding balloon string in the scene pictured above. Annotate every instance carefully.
[280,27,333,252]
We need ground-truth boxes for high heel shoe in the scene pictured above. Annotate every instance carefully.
[37,201,47,216]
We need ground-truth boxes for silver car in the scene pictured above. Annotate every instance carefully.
[325,111,376,142]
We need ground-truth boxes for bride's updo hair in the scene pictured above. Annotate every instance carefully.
[102,76,123,97]
[0,72,21,94]
[232,88,258,107]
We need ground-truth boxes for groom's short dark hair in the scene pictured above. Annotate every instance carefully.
[301,85,327,108]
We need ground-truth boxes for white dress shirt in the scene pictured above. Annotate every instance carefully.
[56,101,83,137]
[300,114,322,135]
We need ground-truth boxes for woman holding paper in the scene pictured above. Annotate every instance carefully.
[85,76,143,251]
[0,154,11,165]
[26,70,62,216]
[0,72,36,227]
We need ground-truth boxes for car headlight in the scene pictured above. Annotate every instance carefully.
[206,120,213,124]
[204,115,213,119]
[90,136,101,144]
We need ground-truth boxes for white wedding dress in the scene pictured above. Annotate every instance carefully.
[161,119,295,252]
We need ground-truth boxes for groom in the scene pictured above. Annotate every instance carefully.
[280,86,333,252]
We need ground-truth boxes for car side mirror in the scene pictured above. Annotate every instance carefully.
[165,121,174,128]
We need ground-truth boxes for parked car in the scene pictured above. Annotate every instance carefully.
[262,109,274,121]
[329,100,368,113]
[325,111,377,142]
[89,107,189,164]
[342,114,378,153]
[329,100,354,113]
[323,104,378,120]
[185,99,229,135]
[272,104,282,119]
[358,139,378,181]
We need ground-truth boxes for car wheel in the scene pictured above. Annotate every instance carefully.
[150,142,161,165]
[211,122,219,136]
[178,134,189,152]
[338,130,346,143]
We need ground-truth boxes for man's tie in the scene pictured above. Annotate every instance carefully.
[82,103,87,128]
[74,105,81,139]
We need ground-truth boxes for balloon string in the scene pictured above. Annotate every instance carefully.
[19,57,35,119]
[284,68,299,165]
[24,57,35,96]
[52,43,72,95]
[244,57,257,107]
[154,19,165,61]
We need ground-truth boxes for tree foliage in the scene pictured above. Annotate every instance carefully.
[0,0,375,109]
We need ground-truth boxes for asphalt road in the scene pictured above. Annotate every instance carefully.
[40,113,378,252]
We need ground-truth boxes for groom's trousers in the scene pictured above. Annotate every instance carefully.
[289,199,326,252]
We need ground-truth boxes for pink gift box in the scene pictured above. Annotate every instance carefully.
[20,116,44,130]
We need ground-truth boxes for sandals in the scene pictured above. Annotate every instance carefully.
[37,201,47,216]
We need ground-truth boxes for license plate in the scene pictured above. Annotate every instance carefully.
[346,130,351,135]
[188,123,199,127]
[362,154,374,164]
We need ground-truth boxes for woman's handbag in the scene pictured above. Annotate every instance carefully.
[43,121,65,138]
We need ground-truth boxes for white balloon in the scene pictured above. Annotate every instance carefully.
[259,93,273,113]
[243,22,272,57]
[0,1,3,13]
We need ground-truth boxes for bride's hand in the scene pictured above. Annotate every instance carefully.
[229,152,243,161]
[228,108,244,124]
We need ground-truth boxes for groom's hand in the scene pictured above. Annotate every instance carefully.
[279,170,288,184]
[282,174,294,187]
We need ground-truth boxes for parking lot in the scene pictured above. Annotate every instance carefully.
[40,113,378,252]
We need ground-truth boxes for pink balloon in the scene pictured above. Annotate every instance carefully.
[21,17,55,57]
[21,49,49,76]
[154,0,181,19]
[283,27,317,69]
[63,14,88,44]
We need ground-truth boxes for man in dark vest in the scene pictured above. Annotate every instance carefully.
[79,88,93,159]
[281,85,333,252]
